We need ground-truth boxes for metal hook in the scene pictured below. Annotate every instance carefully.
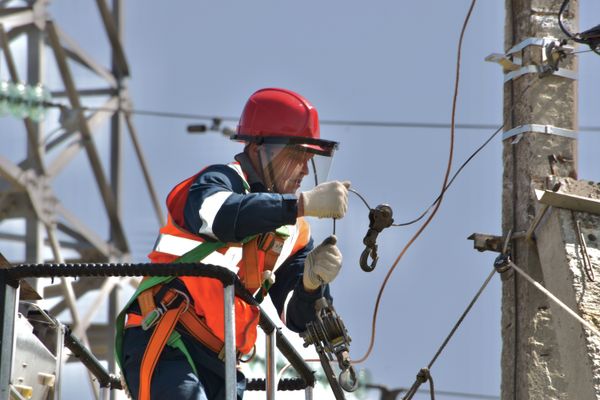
[360,245,378,272]
[339,366,359,392]
[359,204,393,272]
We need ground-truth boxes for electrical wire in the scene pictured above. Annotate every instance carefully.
[348,188,372,209]
[558,0,577,43]
[74,105,600,132]
[353,75,540,366]
[70,104,504,130]
[37,94,600,133]
[558,0,600,55]
[353,0,478,364]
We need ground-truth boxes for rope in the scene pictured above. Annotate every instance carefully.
[508,261,600,338]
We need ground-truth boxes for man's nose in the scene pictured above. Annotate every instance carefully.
[301,161,309,176]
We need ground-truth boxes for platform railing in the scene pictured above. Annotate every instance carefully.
[0,259,315,400]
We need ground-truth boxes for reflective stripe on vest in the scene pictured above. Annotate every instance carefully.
[142,161,311,356]
[149,161,309,278]
[153,233,242,273]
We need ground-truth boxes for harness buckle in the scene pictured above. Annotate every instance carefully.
[141,308,164,331]
[141,289,191,331]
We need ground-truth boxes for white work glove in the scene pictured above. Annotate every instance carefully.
[303,236,342,291]
[300,181,350,219]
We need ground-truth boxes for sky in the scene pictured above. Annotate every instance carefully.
[2,1,600,399]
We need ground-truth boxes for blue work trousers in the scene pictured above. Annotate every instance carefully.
[121,327,246,400]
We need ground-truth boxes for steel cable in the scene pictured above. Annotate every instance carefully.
[508,261,600,338]
[402,268,495,400]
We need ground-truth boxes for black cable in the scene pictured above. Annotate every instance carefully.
[388,77,539,227]
[558,0,576,42]
[347,118,506,227]
[73,105,504,130]
[29,99,600,132]
[558,0,600,54]
[75,105,600,132]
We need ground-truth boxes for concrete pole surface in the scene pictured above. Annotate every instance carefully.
[535,179,600,400]
[502,0,581,399]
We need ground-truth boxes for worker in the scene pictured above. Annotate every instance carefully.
[115,87,351,400]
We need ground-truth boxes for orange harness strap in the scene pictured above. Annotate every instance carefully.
[239,233,285,293]
[126,309,224,355]
[128,285,237,399]
[138,302,186,400]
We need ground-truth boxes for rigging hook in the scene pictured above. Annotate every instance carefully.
[360,204,394,272]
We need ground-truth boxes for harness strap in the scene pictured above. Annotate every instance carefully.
[125,306,224,356]
[138,302,187,400]
[241,239,264,293]
[240,232,286,293]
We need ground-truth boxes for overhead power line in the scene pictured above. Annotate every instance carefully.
[4,87,599,132]
[81,105,600,131]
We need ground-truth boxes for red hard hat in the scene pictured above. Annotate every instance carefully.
[234,88,337,155]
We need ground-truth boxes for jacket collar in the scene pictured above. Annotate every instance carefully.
[234,152,268,193]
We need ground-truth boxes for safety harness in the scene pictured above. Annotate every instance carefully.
[115,230,288,400]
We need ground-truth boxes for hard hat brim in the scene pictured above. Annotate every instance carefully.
[232,134,338,157]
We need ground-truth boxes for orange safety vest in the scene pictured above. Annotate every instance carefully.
[142,162,310,354]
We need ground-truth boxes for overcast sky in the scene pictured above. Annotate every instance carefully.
[2,1,600,399]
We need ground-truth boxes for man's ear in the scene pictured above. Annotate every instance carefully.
[246,143,259,156]
[245,143,263,177]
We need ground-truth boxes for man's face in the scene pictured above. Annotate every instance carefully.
[264,146,313,194]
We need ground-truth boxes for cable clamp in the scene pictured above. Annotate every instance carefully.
[503,124,577,141]
[493,230,513,274]
[486,36,576,82]
[416,368,431,383]
[494,254,512,274]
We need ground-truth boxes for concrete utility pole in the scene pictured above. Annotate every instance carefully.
[501,0,585,399]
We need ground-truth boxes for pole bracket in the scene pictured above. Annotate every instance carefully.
[502,124,577,141]
[486,36,576,82]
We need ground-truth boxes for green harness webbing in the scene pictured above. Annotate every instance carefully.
[115,223,291,383]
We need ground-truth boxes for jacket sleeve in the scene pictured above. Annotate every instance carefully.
[268,238,334,333]
[183,164,298,242]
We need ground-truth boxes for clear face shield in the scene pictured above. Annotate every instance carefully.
[256,140,338,194]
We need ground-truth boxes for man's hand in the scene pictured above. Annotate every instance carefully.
[299,181,350,219]
[303,236,342,291]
